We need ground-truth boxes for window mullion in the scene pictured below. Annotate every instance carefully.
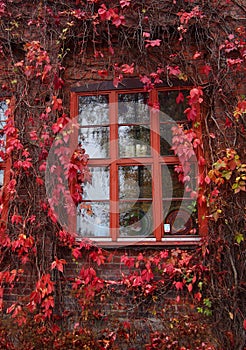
[150,89,163,241]
[109,91,119,241]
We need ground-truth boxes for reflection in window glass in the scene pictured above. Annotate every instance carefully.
[0,169,3,187]
[0,101,7,162]
[162,165,185,199]
[0,101,7,125]
[119,126,150,158]
[119,201,153,237]
[77,202,110,237]
[158,90,188,122]
[160,122,192,156]
[162,164,197,197]
[118,93,149,124]
[163,199,197,235]
[160,123,174,156]
[78,127,109,158]
[83,167,110,200]
[79,95,109,126]
[119,165,152,199]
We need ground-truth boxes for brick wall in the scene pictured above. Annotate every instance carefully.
[0,2,245,348]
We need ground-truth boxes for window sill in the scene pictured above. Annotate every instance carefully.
[81,236,201,248]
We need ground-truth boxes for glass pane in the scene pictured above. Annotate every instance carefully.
[119,165,152,199]
[0,101,7,162]
[163,200,197,235]
[160,121,192,156]
[158,90,188,122]
[79,127,109,158]
[77,202,110,237]
[119,125,150,157]
[0,101,7,122]
[118,93,149,124]
[0,138,5,162]
[83,167,109,200]
[162,165,185,199]
[160,123,174,156]
[79,95,109,126]
[0,169,4,187]
[119,201,153,237]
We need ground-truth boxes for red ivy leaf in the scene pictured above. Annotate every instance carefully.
[160,250,169,259]
[53,74,64,90]
[187,283,193,292]
[97,69,108,78]
[113,74,123,88]
[143,32,150,38]
[145,39,161,48]
[48,208,57,223]
[176,92,184,104]
[51,257,66,273]
[112,14,125,27]
[174,281,184,290]
[205,175,211,184]
[42,296,54,313]
[120,0,131,8]
[141,268,154,282]
[243,319,246,330]
[72,248,81,260]
[36,177,44,185]
[52,96,63,111]
[108,46,114,55]
[121,63,134,74]
[201,64,212,76]
[89,250,106,266]
[225,117,233,128]
[51,324,60,334]
[194,292,202,301]
[227,58,243,67]
[189,87,203,103]
[27,215,36,224]
[98,4,107,20]
[198,156,206,166]
[193,51,201,59]
[42,64,52,81]
[184,106,197,121]
[11,214,23,225]
[121,254,135,268]
[167,65,181,76]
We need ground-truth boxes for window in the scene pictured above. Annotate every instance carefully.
[71,82,206,245]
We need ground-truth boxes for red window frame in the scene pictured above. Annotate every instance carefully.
[70,82,207,246]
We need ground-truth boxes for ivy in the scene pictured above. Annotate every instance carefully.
[0,0,245,349]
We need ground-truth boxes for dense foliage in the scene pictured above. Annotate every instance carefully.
[0,0,245,349]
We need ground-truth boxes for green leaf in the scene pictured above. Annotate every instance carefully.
[204,308,212,316]
[198,281,203,290]
[214,161,226,170]
[203,298,211,308]
[222,170,232,180]
[235,232,244,244]
[232,183,239,190]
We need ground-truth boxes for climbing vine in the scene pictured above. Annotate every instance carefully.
[0,0,245,349]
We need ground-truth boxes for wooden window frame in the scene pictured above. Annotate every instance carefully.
[71,81,207,246]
